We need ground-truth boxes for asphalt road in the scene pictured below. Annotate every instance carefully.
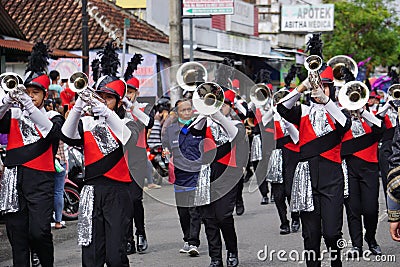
[0,179,399,267]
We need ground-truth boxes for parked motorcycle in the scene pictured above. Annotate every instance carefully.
[62,146,84,221]
[148,145,168,185]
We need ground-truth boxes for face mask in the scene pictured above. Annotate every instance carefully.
[178,117,192,125]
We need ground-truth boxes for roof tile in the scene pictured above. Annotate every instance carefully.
[1,0,168,50]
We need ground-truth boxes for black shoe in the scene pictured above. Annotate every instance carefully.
[260,196,269,205]
[365,237,382,255]
[236,202,244,216]
[347,247,362,258]
[227,252,239,267]
[137,235,148,253]
[209,259,223,267]
[270,196,275,203]
[291,220,300,233]
[279,224,290,235]
[31,252,40,267]
[126,240,136,255]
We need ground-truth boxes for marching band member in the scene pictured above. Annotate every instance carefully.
[0,41,64,267]
[123,54,153,254]
[387,115,400,241]
[377,84,399,203]
[340,87,384,256]
[265,87,301,235]
[277,57,351,267]
[162,98,202,257]
[191,85,248,267]
[61,42,138,267]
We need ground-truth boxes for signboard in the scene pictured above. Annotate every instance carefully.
[281,4,334,32]
[183,0,234,16]
[225,0,254,35]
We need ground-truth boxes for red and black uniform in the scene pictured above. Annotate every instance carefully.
[61,114,138,267]
[271,111,300,229]
[377,109,397,201]
[341,113,384,249]
[192,116,247,264]
[125,102,154,248]
[0,107,64,267]
[278,101,351,267]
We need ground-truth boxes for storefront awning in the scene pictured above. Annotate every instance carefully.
[0,39,85,58]
[127,39,224,61]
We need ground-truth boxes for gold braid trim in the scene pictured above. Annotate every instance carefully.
[388,209,400,222]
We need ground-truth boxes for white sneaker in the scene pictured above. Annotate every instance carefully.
[188,245,199,257]
[179,242,190,253]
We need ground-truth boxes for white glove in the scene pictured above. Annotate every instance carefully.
[210,111,238,141]
[19,93,35,113]
[122,96,133,110]
[311,87,329,104]
[73,97,89,113]
[1,94,13,105]
[91,100,111,119]
[302,78,312,90]
[130,101,150,126]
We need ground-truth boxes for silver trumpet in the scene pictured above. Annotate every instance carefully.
[192,82,224,115]
[0,72,25,101]
[388,84,400,100]
[304,55,324,93]
[338,81,369,111]
[249,83,272,106]
[69,72,105,106]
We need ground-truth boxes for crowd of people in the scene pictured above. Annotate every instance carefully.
[1,34,400,267]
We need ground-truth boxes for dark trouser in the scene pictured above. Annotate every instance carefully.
[127,177,145,240]
[236,175,244,204]
[301,157,344,267]
[344,156,379,247]
[379,140,391,205]
[82,182,131,267]
[272,183,299,226]
[272,148,300,226]
[175,190,201,246]
[5,166,54,267]
[200,185,238,261]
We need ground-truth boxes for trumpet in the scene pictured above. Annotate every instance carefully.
[69,72,105,106]
[0,72,25,101]
[327,55,358,87]
[338,81,369,111]
[192,82,224,115]
[176,62,208,92]
[304,55,324,92]
[249,83,272,106]
[388,84,400,100]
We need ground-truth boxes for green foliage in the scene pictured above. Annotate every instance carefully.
[321,0,400,66]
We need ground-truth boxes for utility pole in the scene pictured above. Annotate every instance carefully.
[82,0,89,75]
[169,0,183,106]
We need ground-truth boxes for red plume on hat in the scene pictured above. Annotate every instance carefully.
[124,53,143,90]
[94,41,126,100]
[24,40,51,91]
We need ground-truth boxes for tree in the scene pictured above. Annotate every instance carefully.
[322,0,400,66]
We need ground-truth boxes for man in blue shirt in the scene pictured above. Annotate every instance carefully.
[162,99,203,256]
